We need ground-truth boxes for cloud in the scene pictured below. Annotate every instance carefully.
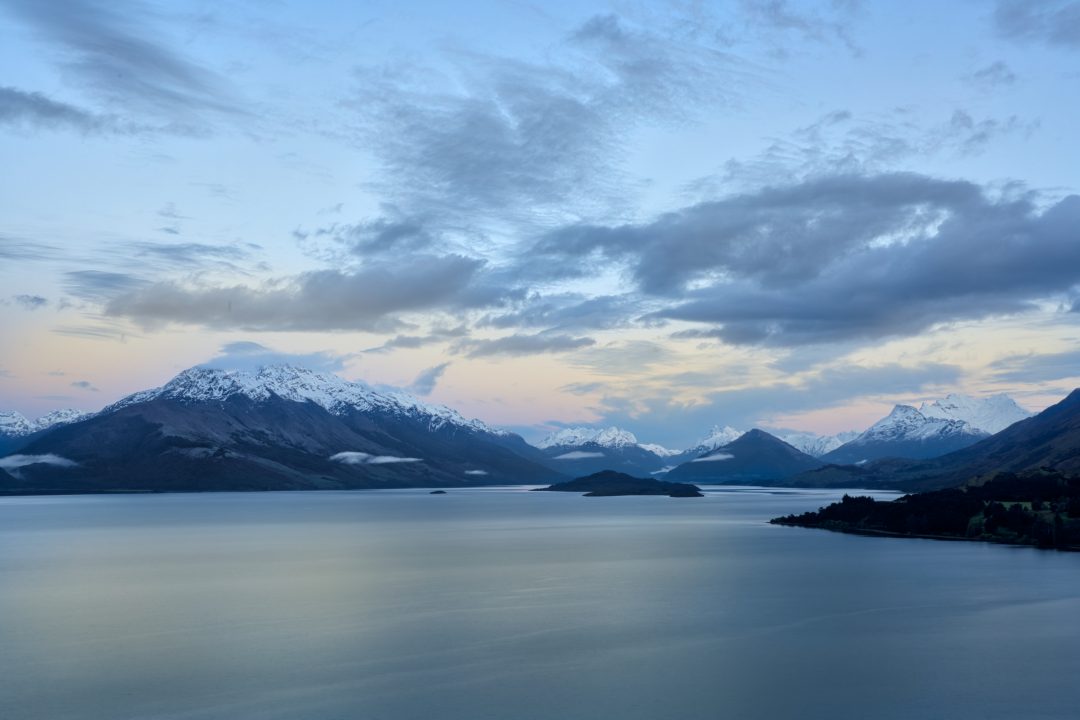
[692,109,1033,192]
[532,173,1080,346]
[105,255,496,331]
[0,85,141,134]
[0,236,59,261]
[70,380,98,392]
[553,451,605,460]
[989,349,1080,383]
[965,61,1017,88]
[0,454,77,470]
[408,363,450,397]
[12,294,47,310]
[330,451,421,465]
[994,1,1080,49]
[584,361,963,448]
[478,294,643,332]
[200,341,350,374]
[691,452,733,462]
[64,270,146,301]
[734,0,862,53]
[455,333,596,358]
[344,13,741,225]
[2,0,242,128]
[464,469,489,475]
[364,326,469,354]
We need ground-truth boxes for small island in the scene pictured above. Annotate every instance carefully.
[535,470,704,497]
[429,490,447,494]
[771,469,1080,550]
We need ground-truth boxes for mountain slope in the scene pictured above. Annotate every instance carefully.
[0,409,92,454]
[918,393,1031,434]
[796,389,1080,491]
[4,366,559,494]
[665,429,824,484]
[536,426,675,476]
[822,405,987,464]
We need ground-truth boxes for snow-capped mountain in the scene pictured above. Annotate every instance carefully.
[0,409,91,453]
[693,425,744,452]
[7,365,558,493]
[918,393,1031,434]
[0,409,90,438]
[534,425,681,476]
[536,426,639,450]
[822,404,988,465]
[775,430,860,458]
[667,429,824,484]
[107,365,508,438]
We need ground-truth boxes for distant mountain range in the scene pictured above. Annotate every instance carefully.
[536,426,678,477]
[0,367,1064,495]
[665,429,825,484]
[796,389,1080,492]
[0,409,90,454]
[1,366,559,494]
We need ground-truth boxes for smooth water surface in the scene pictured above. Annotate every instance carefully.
[1,486,1078,720]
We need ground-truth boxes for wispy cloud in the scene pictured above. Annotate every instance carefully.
[408,363,450,396]
[344,13,744,226]
[455,333,596,358]
[1,0,243,130]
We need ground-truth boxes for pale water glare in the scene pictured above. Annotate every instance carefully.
[1,487,1078,720]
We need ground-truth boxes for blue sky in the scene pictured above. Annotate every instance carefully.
[2,0,1080,447]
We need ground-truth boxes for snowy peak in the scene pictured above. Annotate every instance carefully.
[106,365,507,437]
[776,430,860,457]
[855,404,983,444]
[638,442,680,458]
[537,426,639,450]
[0,409,90,437]
[0,411,33,437]
[918,393,1031,434]
[693,425,744,452]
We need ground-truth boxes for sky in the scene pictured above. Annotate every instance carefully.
[2,0,1080,448]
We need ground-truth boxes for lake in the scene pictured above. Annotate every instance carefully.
[1,486,1078,720]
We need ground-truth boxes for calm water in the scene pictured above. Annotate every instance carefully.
[1,486,1078,720]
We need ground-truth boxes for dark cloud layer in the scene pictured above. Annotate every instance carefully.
[533,173,1080,345]
[0,86,131,134]
[995,0,1080,48]
[104,255,492,332]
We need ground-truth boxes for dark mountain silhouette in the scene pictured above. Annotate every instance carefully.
[665,429,823,484]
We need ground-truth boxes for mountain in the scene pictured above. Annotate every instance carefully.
[821,405,988,464]
[536,426,676,477]
[3,365,559,495]
[0,408,91,454]
[775,430,860,457]
[918,393,1032,434]
[795,388,1080,491]
[665,429,824,484]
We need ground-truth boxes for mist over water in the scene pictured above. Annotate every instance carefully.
[1,487,1078,720]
